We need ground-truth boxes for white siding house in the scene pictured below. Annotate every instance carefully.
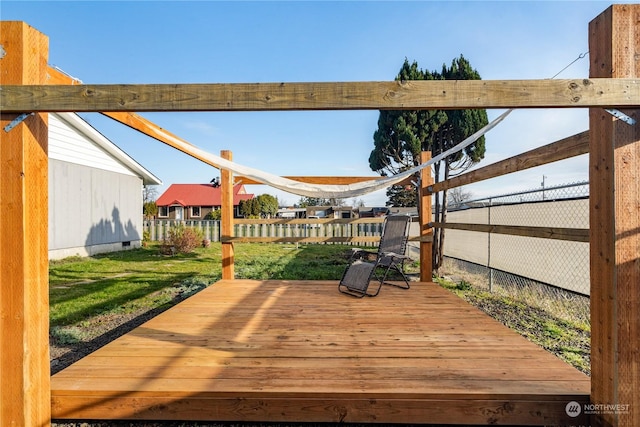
[48,113,161,260]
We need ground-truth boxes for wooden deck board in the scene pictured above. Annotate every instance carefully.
[51,280,590,425]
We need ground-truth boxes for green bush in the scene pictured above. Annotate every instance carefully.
[204,210,221,220]
[455,280,472,291]
[162,225,203,254]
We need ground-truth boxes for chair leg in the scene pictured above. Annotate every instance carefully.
[379,263,410,289]
[393,264,411,289]
[339,280,382,297]
[365,279,383,297]
[338,283,367,297]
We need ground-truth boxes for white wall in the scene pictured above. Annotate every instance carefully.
[49,160,143,259]
[48,114,145,260]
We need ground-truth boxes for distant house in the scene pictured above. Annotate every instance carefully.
[277,207,306,219]
[48,112,162,260]
[156,184,254,219]
[358,206,391,218]
[305,206,357,219]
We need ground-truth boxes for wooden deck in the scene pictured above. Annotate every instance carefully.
[51,280,590,425]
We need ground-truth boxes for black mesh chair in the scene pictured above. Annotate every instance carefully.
[338,214,412,297]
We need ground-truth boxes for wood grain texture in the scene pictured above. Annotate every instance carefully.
[101,113,388,189]
[51,279,590,425]
[45,65,82,85]
[2,79,639,113]
[589,5,640,427]
[220,150,234,280]
[430,222,590,242]
[431,131,589,193]
[420,151,434,280]
[0,21,51,427]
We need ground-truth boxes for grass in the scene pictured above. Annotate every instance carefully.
[435,276,591,375]
[49,242,354,329]
[441,258,591,328]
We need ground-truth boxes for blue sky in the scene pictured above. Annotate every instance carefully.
[2,1,615,206]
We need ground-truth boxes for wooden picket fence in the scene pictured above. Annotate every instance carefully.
[144,217,386,245]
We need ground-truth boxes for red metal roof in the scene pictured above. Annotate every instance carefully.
[156,184,253,207]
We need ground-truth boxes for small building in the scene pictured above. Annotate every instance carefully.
[333,206,356,219]
[48,113,162,260]
[358,206,391,218]
[156,183,254,219]
[305,206,333,219]
[277,207,306,219]
[305,206,358,219]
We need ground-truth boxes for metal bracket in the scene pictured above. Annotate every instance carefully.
[3,113,34,133]
[605,109,636,125]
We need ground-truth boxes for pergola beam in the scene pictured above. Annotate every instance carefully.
[220,150,234,280]
[420,152,434,281]
[2,78,640,113]
[101,112,392,187]
[430,130,590,193]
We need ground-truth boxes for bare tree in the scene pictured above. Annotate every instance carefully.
[447,187,473,208]
[143,185,158,204]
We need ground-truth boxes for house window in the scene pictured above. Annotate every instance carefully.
[191,206,201,217]
[158,206,168,217]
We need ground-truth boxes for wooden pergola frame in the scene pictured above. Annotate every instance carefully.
[0,5,638,426]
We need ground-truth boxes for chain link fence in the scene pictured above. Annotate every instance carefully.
[442,181,590,324]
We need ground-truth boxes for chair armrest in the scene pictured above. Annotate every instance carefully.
[351,248,377,255]
[350,248,377,261]
[380,251,411,260]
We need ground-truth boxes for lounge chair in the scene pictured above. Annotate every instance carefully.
[338,214,412,297]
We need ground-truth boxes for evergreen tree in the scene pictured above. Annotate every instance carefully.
[239,199,253,218]
[257,194,279,218]
[241,194,279,218]
[369,59,448,207]
[369,56,489,273]
[386,185,417,207]
[250,198,261,217]
[142,185,159,219]
[239,199,247,217]
[143,201,158,220]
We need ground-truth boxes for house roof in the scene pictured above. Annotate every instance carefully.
[156,184,254,206]
[52,112,162,186]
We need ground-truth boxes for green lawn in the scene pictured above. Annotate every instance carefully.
[49,242,355,328]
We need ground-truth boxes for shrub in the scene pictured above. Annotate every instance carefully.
[204,210,221,220]
[162,225,203,254]
[143,201,158,219]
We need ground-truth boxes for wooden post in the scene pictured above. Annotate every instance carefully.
[221,150,234,279]
[0,21,51,427]
[420,151,433,282]
[589,5,640,427]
